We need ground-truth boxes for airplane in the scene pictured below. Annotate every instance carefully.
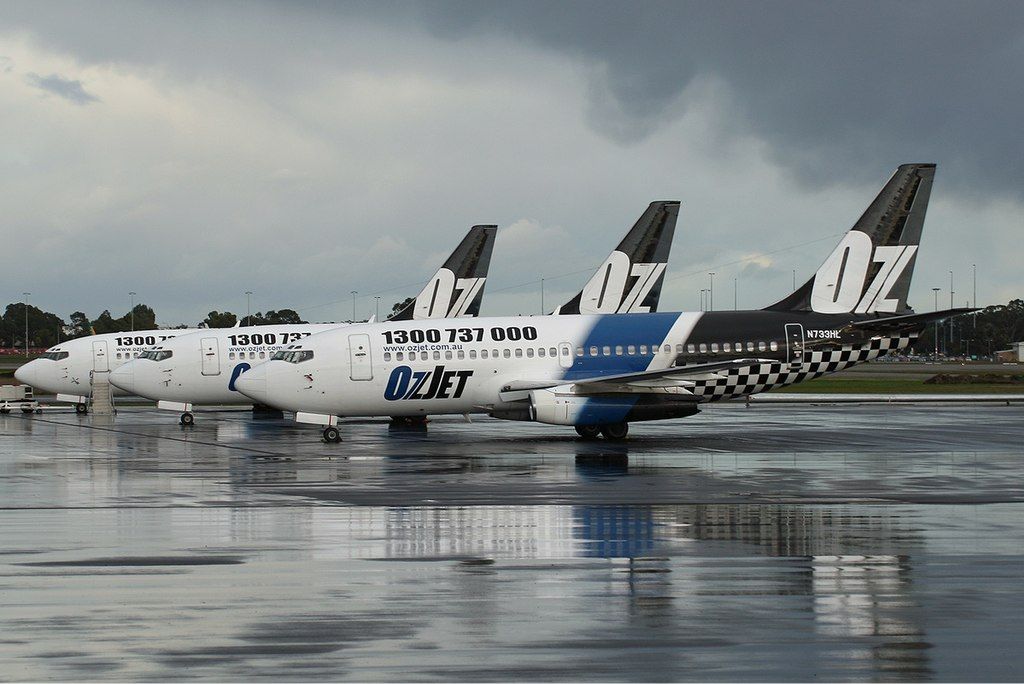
[233,164,972,443]
[108,224,499,425]
[108,201,679,425]
[13,327,201,413]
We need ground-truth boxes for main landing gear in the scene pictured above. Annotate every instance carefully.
[179,412,195,426]
[323,426,342,443]
[75,402,89,415]
[575,422,629,441]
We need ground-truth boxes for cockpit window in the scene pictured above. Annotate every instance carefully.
[40,351,70,361]
[138,349,173,361]
[278,349,314,363]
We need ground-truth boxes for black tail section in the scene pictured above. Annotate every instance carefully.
[554,201,680,315]
[767,164,935,315]
[389,225,497,321]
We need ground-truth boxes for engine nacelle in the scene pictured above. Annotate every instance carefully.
[527,389,700,426]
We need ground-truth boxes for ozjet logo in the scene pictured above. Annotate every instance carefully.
[810,232,917,314]
[385,365,473,401]
[413,268,486,319]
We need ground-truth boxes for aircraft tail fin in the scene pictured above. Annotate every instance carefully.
[553,200,679,314]
[389,225,497,321]
[766,163,935,315]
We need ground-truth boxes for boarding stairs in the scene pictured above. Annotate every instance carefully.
[90,371,116,416]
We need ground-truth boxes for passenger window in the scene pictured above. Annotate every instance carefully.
[383,352,391,362]
[664,345,672,354]
[615,345,623,356]
[457,350,465,360]
[469,350,477,359]
[537,348,545,358]
[770,341,778,351]
[480,350,487,359]
[421,351,429,361]
[640,345,648,355]
[396,352,404,361]
[723,343,731,353]
[676,344,684,353]
[503,349,511,359]
[746,342,755,352]
[687,344,695,353]
[602,345,611,356]
[116,353,122,359]
[526,348,534,358]
[736,342,743,352]
[627,345,636,355]
[493,349,499,358]
[433,351,441,360]
[576,347,584,357]
[250,352,256,359]
[229,352,235,360]
[515,349,523,358]
[259,352,266,359]
[757,341,767,352]
[552,348,559,357]
[589,346,599,357]
[711,343,719,353]
[445,351,453,360]
[699,343,707,353]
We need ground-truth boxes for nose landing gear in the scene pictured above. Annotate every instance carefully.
[75,403,88,415]
[179,412,195,426]
[322,426,342,443]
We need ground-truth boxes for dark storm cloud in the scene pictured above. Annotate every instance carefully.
[403,0,1024,196]
[25,72,100,104]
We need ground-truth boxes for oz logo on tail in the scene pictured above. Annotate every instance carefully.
[414,268,485,319]
[811,232,917,314]
[580,251,666,314]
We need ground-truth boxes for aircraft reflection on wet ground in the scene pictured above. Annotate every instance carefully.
[2,404,1024,680]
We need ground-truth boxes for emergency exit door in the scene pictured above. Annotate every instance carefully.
[785,323,805,370]
[201,337,220,376]
[349,334,373,381]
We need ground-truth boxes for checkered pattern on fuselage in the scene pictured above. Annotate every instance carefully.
[689,333,917,401]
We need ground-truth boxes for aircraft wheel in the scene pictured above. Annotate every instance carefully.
[21,407,33,414]
[75,403,88,415]
[574,425,601,439]
[180,412,195,426]
[0,408,9,415]
[600,422,629,441]
[323,426,342,443]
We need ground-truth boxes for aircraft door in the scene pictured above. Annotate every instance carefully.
[785,323,805,370]
[201,337,221,376]
[92,340,109,372]
[349,334,373,381]
[558,342,574,370]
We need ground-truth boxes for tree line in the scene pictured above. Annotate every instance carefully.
[5,297,1021,356]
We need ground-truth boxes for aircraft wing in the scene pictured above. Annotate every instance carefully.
[845,307,976,333]
[501,358,773,394]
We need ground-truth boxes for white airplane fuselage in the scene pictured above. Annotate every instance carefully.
[233,311,915,425]
[109,324,346,405]
[14,329,200,401]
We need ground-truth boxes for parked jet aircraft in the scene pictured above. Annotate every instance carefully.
[108,202,679,425]
[14,327,200,413]
[234,164,971,442]
[109,224,498,424]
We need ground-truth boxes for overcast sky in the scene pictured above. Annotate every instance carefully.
[2,1,1022,325]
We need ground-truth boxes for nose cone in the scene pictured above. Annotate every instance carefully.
[234,363,267,405]
[14,361,37,386]
[109,364,134,393]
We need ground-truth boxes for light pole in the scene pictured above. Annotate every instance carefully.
[733,277,737,311]
[949,270,954,351]
[374,296,381,321]
[973,263,977,332]
[129,291,136,332]
[708,272,715,311]
[245,291,253,326]
[699,289,705,311]
[540,278,545,315]
[22,292,30,358]
[792,269,796,290]
[932,287,940,357]
[351,290,358,322]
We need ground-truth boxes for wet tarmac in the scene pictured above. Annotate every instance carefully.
[2,402,1024,681]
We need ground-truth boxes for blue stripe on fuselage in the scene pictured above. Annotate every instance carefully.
[562,312,680,381]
